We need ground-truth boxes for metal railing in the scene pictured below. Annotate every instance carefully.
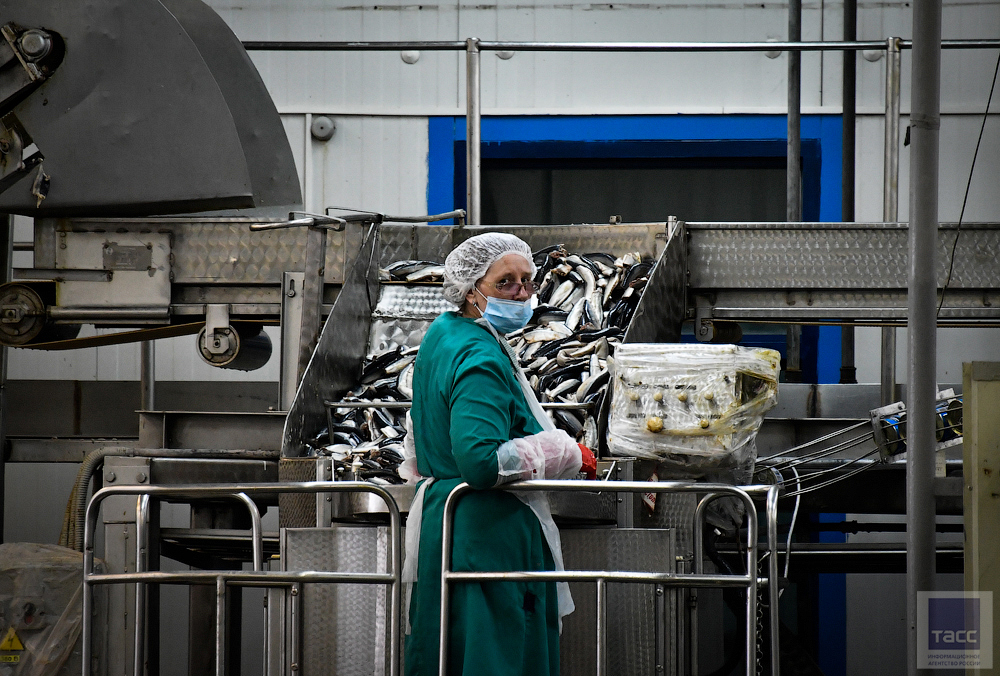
[82,481,403,676]
[437,480,782,676]
[242,37,1000,227]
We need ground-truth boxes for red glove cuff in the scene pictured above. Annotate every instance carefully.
[578,443,597,480]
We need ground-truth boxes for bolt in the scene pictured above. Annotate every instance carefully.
[106,472,116,483]
[20,31,51,60]
[0,140,9,153]
[656,587,664,596]
[136,472,148,483]
[290,588,299,597]
[291,663,299,672]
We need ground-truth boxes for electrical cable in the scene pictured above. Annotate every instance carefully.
[783,466,801,586]
[776,448,880,487]
[937,47,1000,317]
[780,452,881,498]
[763,431,875,471]
[756,420,869,464]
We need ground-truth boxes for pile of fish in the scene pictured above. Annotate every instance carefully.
[533,246,651,331]
[313,247,654,483]
[308,346,417,483]
[379,260,446,283]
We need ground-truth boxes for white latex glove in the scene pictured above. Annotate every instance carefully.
[494,429,583,486]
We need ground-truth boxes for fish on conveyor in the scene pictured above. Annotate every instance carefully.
[321,243,655,477]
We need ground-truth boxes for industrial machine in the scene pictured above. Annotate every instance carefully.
[0,1,996,675]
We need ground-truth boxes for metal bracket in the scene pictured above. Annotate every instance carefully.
[204,304,231,355]
[694,306,714,342]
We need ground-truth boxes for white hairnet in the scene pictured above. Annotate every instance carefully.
[442,233,536,305]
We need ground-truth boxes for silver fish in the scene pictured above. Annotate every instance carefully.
[566,297,587,331]
[548,280,575,308]
[576,265,596,298]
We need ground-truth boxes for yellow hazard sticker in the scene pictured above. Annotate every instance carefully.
[0,627,24,651]
[0,655,18,663]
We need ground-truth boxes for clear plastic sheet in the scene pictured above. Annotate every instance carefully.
[608,343,780,483]
[0,543,105,676]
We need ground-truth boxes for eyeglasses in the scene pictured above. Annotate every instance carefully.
[482,278,540,296]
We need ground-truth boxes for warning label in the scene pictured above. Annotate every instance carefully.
[0,627,24,651]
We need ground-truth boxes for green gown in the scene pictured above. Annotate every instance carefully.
[405,311,560,676]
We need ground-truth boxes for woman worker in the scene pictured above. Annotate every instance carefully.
[402,233,596,676]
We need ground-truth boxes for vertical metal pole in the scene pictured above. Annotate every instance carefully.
[303,113,313,212]
[0,215,11,544]
[906,3,942,674]
[134,495,150,676]
[289,584,301,676]
[296,226,327,382]
[596,578,608,676]
[767,487,781,676]
[786,0,802,383]
[215,576,227,676]
[840,0,858,385]
[882,37,902,405]
[787,0,802,223]
[140,341,155,411]
[465,38,482,225]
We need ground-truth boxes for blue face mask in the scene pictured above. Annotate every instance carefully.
[475,288,533,334]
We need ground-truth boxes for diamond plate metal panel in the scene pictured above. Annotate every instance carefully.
[626,221,686,344]
[45,217,365,285]
[560,528,677,676]
[282,526,392,676]
[687,222,1000,290]
[455,223,668,260]
[284,227,379,457]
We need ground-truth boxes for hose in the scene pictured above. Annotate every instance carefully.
[62,447,280,552]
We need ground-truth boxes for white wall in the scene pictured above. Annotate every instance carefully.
[8,0,1000,384]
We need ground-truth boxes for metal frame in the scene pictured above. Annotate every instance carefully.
[82,481,403,676]
[437,480,781,676]
[242,37,1000,227]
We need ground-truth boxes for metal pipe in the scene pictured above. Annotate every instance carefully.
[785,0,802,387]
[297,225,328,382]
[233,492,264,571]
[303,113,312,211]
[0,215,11,544]
[140,341,155,411]
[134,495,150,676]
[787,0,802,223]
[439,482,758,676]
[290,583,301,676]
[906,2,942,673]
[596,578,607,676]
[881,37,903,406]
[242,39,1000,53]
[215,576,226,676]
[884,38,902,222]
[767,486,781,676]
[82,481,403,676]
[840,0,858,386]
[465,38,482,225]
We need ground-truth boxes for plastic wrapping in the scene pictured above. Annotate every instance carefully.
[0,543,105,676]
[608,343,780,483]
